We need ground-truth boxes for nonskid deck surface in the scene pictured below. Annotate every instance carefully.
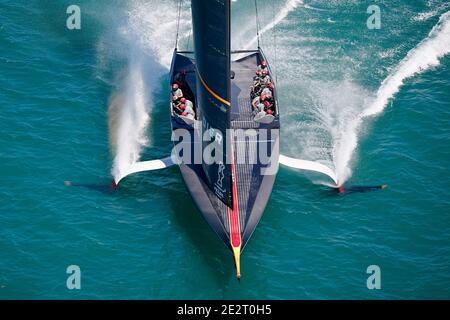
[232,98,259,129]
[231,54,260,128]
[234,130,260,232]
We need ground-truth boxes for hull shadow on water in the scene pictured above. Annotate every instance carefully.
[143,83,234,287]
[66,174,234,288]
[166,171,235,287]
[64,180,115,195]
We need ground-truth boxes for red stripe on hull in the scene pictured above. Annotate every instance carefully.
[228,136,241,248]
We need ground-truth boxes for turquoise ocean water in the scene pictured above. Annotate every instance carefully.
[1,0,449,299]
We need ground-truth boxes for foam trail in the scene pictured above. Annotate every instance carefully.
[108,0,191,182]
[109,53,150,181]
[334,11,450,183]
[364,11,450,117]
[244,0,303,50]
[126,0,192,69]
[412,2,450,22]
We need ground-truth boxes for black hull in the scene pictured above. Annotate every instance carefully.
[169,49,280,256]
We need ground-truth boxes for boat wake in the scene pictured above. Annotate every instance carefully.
[364,11,450,118]
[245,0,303,50]
[279,10,450,186]
[106,0,450,188]
[107,0,190,183]
[108,53,150,182]
[107,0,299,183]
[334,10,450,184]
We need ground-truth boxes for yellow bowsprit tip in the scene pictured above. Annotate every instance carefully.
[232,246,241,281]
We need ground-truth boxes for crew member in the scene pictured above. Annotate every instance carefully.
[251,95,265,114]
[180,104,195,120]
[171,83,183,102]
[257,60,268,76]
[261,86,273,99]
[263,100,275,113]
[250,70,264,99]
[259,69,272,86]
[180,98,195,119]
[172,99,184,115]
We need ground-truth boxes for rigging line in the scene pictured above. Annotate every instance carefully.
[187,29,192,51]
[175,0,182,49]
[254,0,261,48]
[273,1,278,84]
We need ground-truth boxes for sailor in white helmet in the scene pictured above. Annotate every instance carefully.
[259,69,272,86]
[261,82,274,98]
[251,95,265,114]
[171,83,184,102]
